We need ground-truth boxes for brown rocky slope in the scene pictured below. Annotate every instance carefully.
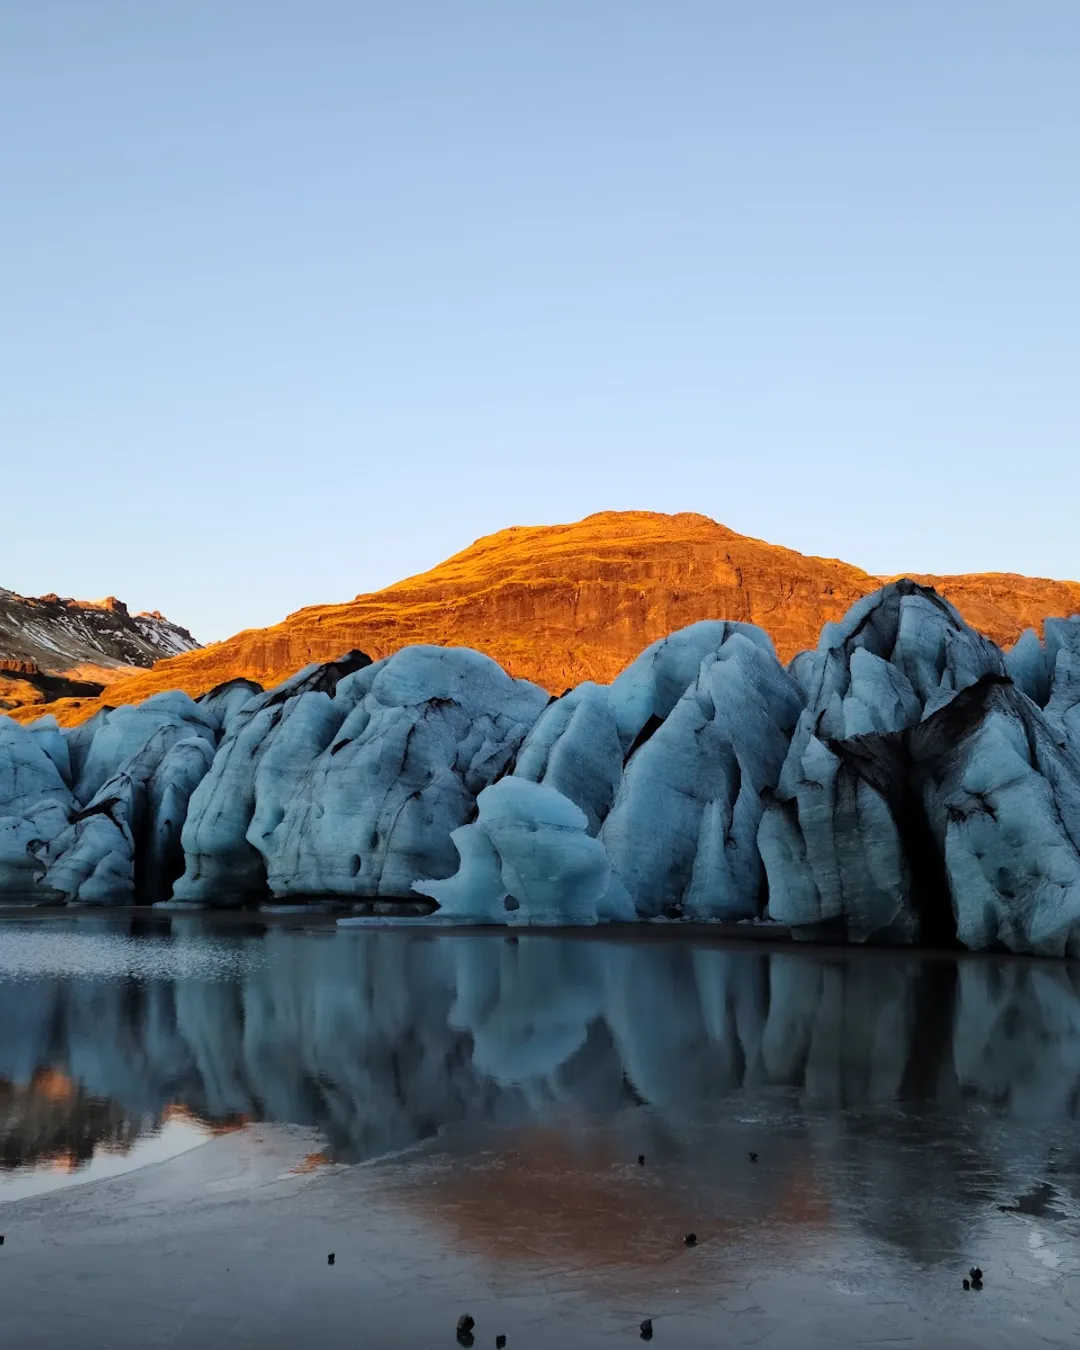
[11,511,1080,726]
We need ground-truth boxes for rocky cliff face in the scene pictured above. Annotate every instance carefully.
[0,589,199,714]
[0,666,110,715]
[0,589,198,672]
[18,512,1080,727]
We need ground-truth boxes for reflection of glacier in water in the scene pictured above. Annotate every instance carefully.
[2,924,1080,1158]
[6,923,1080,1345]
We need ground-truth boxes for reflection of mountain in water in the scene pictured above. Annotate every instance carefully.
[0,1070,151,1172]
[0,1069,248,1177]
[2,929,1080,1167]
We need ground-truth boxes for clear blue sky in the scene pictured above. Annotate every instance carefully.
[2,1,1078,642]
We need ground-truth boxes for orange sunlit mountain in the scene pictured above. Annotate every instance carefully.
[9,511,1080,726]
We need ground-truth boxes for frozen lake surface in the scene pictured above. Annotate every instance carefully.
[2,916,1080,1347]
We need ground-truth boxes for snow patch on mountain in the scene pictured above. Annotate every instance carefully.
[0,588,199,675]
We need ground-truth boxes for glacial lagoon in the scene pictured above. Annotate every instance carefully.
[3,918,1080,1347]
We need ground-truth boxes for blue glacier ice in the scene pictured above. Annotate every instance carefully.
[2,584,1080,952]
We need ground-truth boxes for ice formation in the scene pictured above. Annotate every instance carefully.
[413,776,632,924]
[758,584,1080,954]
[252,646,549,901]
[3,582,1080,952]
[598,630,803,919]
[0,717,74,901]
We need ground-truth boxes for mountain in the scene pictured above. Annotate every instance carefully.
[0,588,199,715]
[8,510,1080,726]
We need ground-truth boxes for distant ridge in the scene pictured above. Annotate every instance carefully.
[0,588,199,715]
[7,511,1080,725]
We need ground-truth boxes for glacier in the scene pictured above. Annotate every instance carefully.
[4,581,1080,953]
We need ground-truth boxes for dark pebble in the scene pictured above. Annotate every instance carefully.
[638,1155,645,1166]
[684,1232,697,1247]
[327,1253,335,1266]
[962,1279,970,1290]
[969,1266,983,1282]
[457,1315,475,1336]
[640,1318,653,1341]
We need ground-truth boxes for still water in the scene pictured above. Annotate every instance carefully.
[2,918,1080,1347]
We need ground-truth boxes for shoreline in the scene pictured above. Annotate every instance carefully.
[0,903,1076,968]
[3,1112,1078,1349]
